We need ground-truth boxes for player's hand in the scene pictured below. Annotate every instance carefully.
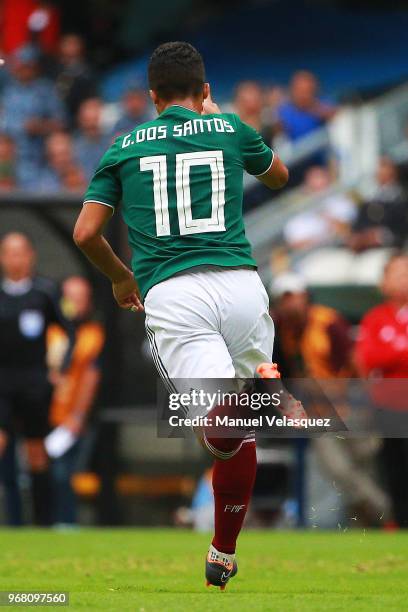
[112,271,144,313]
[202,84,221,115]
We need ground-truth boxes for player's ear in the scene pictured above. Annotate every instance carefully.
[149,89,158,105]
[203,83,210,100]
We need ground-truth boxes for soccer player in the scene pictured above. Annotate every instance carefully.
[73,41,288,589]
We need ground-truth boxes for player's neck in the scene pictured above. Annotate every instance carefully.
[158,98,202,115]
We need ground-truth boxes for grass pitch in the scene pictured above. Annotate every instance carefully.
[0,529,407,611]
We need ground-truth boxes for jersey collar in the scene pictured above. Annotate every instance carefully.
[160,104,201,118]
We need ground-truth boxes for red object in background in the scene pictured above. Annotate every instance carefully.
[355,302,408,410]
[1,0,60,55]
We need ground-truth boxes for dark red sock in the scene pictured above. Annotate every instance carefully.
[212,440,257,554]
[204,394,249,456]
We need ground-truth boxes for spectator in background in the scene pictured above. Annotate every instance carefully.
[262,85,287,132]
[38,131,86,193]
[355,253,408,527]
[47,276,105,526]
[350,158,408,252]
[54,34,98,128]
[73,98,111,182]
[0,134,17,191]
[277,71,336,142]
[271,272,390,524]
[233,81,273,144]
[271,272,352,378]
[112,86,151,137]
[0,233,74,526]
[277,71,336,175]
[233,80,278,209]
[62,164,89,193]
[283,166,356,251]
[1,44,65,189]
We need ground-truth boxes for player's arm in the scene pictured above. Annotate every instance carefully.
[237,115,289,190]
[73,203,143,312]
[74,142,143,312]
[202,88,289,189]
[255,154,288,190]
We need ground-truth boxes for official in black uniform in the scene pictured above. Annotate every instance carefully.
[0,232,73,525]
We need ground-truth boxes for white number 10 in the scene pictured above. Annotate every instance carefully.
[140,150,226,236]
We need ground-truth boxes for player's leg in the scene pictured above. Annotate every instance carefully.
[145,271,247,458]
[203,268,272,587]
[201,268,274,458]
[205,437,257,588]
[144,269,238,418]
[147,320,247,463]
[219,267,275,378]
[144,271,255,588]
[223,270,306,421]
[144,271,236,380]
[205,269,307,586]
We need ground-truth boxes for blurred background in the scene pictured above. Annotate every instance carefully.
[0,0,408,532]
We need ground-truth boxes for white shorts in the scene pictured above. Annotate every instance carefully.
[144,266,274,386]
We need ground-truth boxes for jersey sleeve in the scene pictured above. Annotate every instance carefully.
[235,115,274,176]
[83,142,122,210]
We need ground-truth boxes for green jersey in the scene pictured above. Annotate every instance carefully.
[84,105,274,300]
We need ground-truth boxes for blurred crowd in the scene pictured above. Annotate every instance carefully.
[0,35,337,195]
[0,35,151,193]
[281,157,408,257]
[0,31,407,258]
[269,252,408,529]
[0,39,316,194]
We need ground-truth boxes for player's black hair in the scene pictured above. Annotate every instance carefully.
[148,41,205,100]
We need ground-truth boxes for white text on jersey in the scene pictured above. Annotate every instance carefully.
[122,118,235,148]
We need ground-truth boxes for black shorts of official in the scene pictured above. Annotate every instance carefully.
[0,368,52,439]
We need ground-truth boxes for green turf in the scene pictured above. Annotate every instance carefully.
[0,529,407,611]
